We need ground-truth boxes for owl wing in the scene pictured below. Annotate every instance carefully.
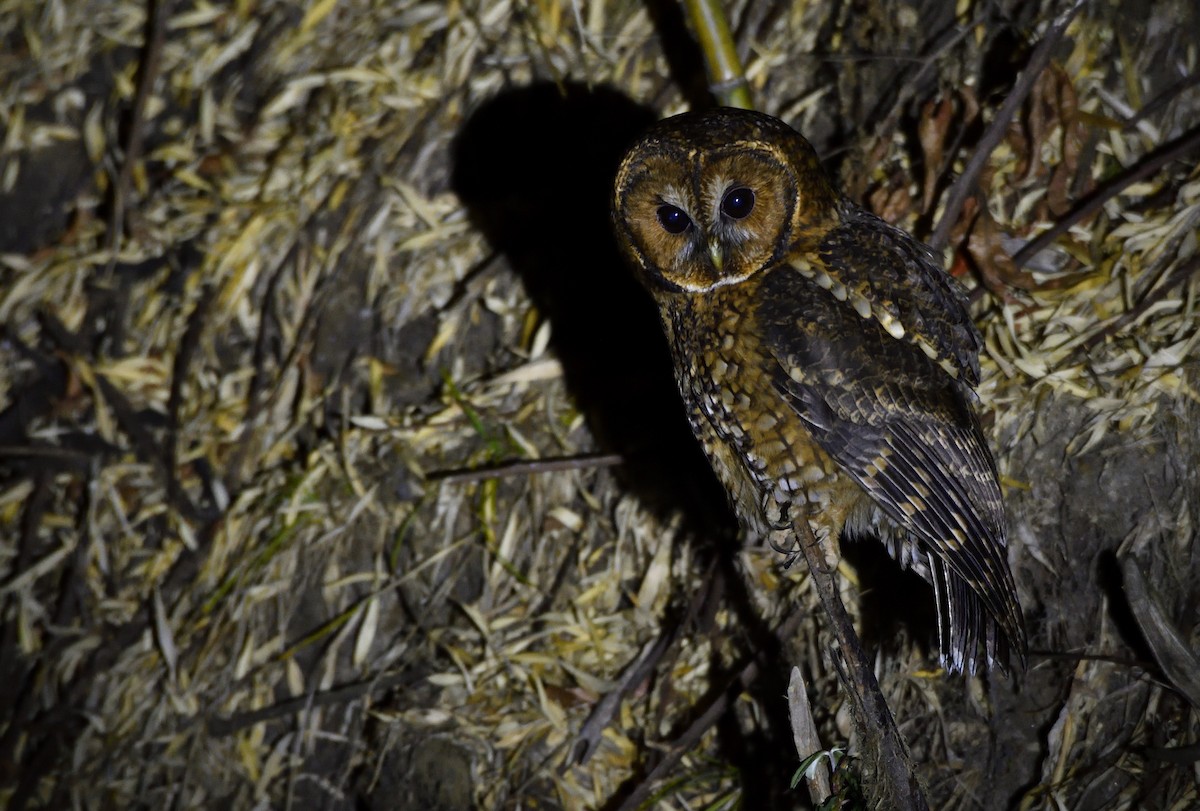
[793,205,983,388]
[757,260,1025,673]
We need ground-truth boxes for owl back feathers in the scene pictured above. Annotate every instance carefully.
[758,255,1025,674]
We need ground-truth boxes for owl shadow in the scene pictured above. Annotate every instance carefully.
[840,537,941,665]
[451,82,737,540]
[453,83,801,805]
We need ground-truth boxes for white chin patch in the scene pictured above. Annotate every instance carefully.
[673,268,758,293]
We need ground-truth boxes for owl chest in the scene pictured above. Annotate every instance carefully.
[666,304,846,529]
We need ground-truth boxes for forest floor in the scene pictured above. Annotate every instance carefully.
[1,0,1199,808]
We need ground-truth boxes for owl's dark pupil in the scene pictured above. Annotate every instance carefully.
[721,187,755,219]
[656,205,692,234]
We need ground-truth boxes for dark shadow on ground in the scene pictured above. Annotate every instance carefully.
[453,81,808,805]
[841,537,940,665]
[451,82,736,539]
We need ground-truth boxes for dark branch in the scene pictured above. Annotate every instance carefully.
[930,0,1089,251]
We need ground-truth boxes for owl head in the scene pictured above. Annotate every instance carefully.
[613,107,839,295]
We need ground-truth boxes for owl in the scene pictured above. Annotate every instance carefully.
[612,107,1026,674]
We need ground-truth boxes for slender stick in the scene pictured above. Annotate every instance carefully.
[871,10,990,146]
[105,0,173,269]
[930,0,1090,251]
[791,516,929,810]
[429,453,624,484]
[614,611,805,811]
[1077,255,1200,353]
[1012,124,1200,267]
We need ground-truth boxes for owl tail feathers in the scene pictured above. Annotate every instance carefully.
[927,553,1027,676]
[845,508,1027,674]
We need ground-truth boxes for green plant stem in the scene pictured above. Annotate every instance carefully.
[681,0,753,109]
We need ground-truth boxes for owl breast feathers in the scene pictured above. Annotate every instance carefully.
[612,107,1026,674]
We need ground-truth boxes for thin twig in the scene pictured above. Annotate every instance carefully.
[104,0,173,270]
[870,10,991,146]
[1012,124,1200,268]
[166,286,215,516]
[1031,650,1153,668]
[790,516,928,810]
[567,632,677,767]
[0,445,98,464]
[36,311,206,524]
[1123,68,1200,131]
[566,559,720,770]
[206,670,422,736]
[1077,255,1200,354]
[614,611,805,811]
[429,453,624,484]
[930,0,1089,250]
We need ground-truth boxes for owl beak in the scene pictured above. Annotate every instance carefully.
[708,238,724,273]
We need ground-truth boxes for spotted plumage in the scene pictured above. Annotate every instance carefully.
[612,107,1026,673]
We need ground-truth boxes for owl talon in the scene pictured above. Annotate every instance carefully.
[767,500,792,532]
[767,530,800,567]
[800,523,840,574]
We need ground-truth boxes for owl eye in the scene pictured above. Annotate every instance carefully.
[721,187,755,219]
[656,204,692,234]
